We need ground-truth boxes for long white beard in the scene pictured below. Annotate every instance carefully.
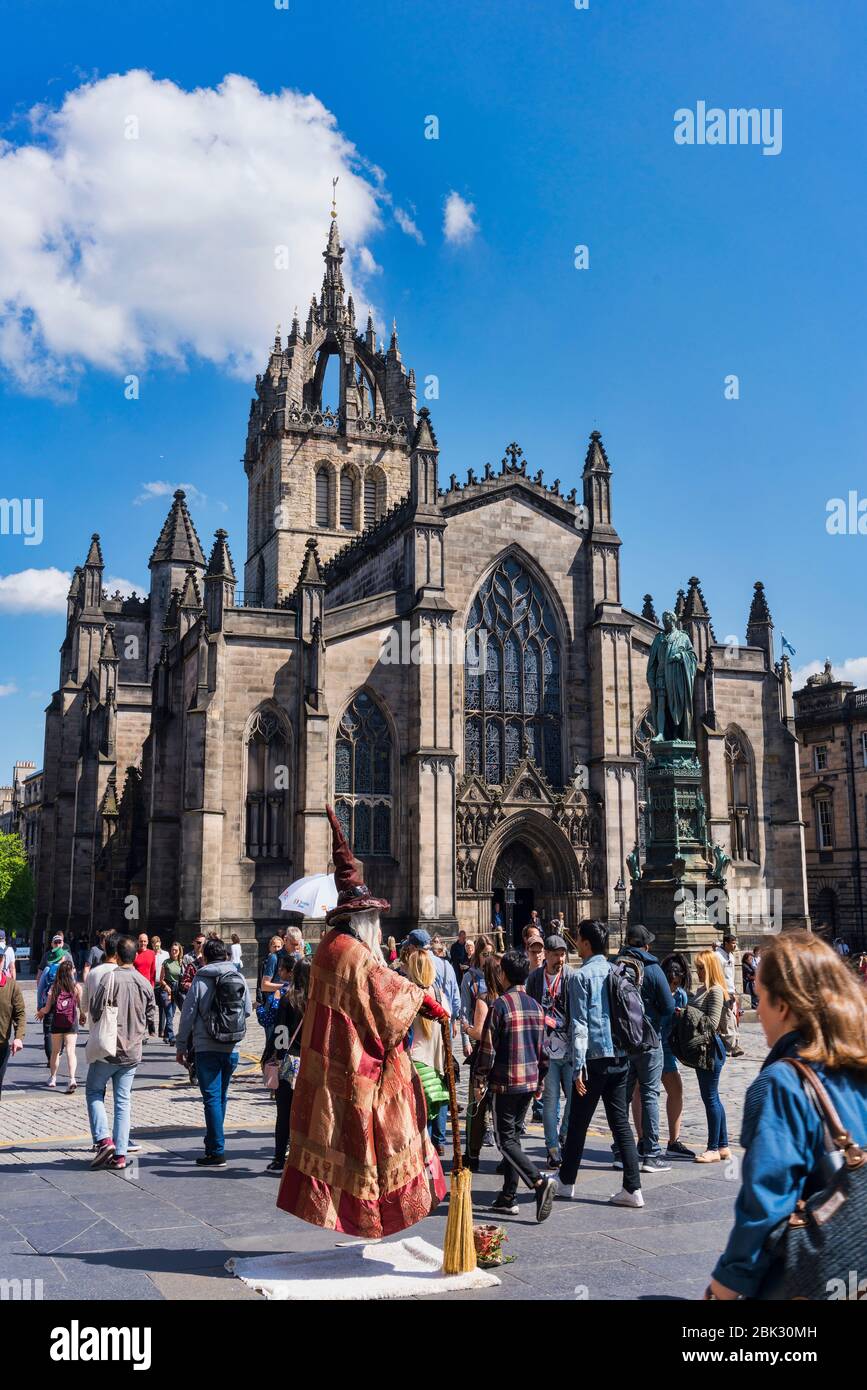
[351,909,385,965]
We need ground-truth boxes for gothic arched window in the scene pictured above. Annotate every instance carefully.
[725,731,754,861]
[315,466,331,528]
[334,692,393,856]
[245,709,290,859]
[340,468,356,530]
[464,555,563,787]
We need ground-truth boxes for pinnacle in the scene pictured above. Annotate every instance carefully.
[206,528,236,583]
[747,579,772,627]
[85,533,104,568]
[149,491,206,569]
[583,430,610,473]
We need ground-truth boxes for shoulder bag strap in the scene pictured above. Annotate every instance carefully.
[778,1056,864,1167]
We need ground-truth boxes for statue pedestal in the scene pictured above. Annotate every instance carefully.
[628,741,726,963]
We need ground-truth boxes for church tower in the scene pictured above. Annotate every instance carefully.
[242,191,417,606]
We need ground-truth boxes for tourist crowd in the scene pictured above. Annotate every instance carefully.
[1,911,865,1301]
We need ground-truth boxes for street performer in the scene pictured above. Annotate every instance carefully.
[277,805,449,1237]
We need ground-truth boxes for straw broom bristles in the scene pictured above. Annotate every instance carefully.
[439,1017,477,1275]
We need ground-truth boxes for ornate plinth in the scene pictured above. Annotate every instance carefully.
[628,740,726,961]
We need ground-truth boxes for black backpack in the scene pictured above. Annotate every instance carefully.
[607,957,659,1056]
[204,970,248,1044]
[669,1005,716,1071]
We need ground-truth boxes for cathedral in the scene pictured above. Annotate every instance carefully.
[32,206,810,962]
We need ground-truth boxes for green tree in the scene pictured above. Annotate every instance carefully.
[0,832,34,939]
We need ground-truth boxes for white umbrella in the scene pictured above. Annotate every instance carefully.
[278,873,337,918]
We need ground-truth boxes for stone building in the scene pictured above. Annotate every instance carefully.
[794,661,867,947]
[31,209,810,960]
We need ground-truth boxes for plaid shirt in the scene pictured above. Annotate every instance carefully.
[475,986,548,1094]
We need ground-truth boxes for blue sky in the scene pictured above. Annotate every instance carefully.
[1,0,865,776]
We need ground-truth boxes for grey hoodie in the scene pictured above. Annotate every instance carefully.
[176,960,251,1055]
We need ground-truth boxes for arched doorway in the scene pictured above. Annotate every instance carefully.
[475,807,582,942]
[492,842,543,946]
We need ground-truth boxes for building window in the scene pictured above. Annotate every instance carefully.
[725,732,754,861]
[363,469,386,528]
[245,710,289,859]
[815,797,834,851]
[339,469,356,530]
[464,555,563,787]
[861,731,867,768]
[315,467,331,528]
[814,744,828,772]
[334,692,392,856]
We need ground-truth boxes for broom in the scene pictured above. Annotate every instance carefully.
[439,1016,477,1274]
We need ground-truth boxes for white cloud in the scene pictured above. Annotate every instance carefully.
[356,247,381,277]
[0,682,18,697]
[790,656,867,689]
[133,480,207,507]
[0,567,70,613]
[394,207,424,244]
[0,567,142,613]
[0,71,389,395]
[443,191,478,245]
[105,574,146,599]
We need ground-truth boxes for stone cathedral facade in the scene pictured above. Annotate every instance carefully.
[32,210,810,961]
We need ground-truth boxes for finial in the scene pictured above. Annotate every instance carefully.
[331,175,339,218]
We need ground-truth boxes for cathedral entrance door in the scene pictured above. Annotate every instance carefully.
[492,842,542,949]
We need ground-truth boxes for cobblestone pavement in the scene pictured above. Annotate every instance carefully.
[0,982,766,1301]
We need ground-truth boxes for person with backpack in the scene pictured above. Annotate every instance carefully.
[36,933,74,1064]
[176,936,251,1166]
[690,950,731,1163]
[611,924,675,1173]
[86,935,156,1170]
[36,955,82,1092]
[557,919,644,1208]
[707,930,867,1300]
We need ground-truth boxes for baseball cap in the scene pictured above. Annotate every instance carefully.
[404,928,432,951]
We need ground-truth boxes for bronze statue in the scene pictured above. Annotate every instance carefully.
[647,611,698,742]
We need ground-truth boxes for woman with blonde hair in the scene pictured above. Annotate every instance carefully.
[404,948,450,1155]
[707,931,867,1299]
[691,949,731,1163]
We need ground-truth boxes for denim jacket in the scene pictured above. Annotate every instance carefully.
[712,1030,867,1297]
[567,952,621,1073]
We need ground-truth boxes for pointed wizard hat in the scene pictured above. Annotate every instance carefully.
[324,805,390,924]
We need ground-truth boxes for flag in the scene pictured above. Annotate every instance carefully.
[781,634,796,657]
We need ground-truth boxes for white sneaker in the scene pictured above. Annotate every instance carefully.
[556,1180,577,1200]
[609,1187,644,1208]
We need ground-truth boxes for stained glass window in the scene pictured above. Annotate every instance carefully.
[464,555,563,787]
[335,692,392,856]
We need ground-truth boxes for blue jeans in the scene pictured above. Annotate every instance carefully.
[162,998,176,1043]
[696,1037,729,1151]
[86,1059,137,1156]
[612,1042,664,1160]
[427,1101,448,1148]
[196,1051,239,1156]
[542,1055,573,1152]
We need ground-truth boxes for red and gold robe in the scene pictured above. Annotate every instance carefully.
[276,927,446,1238]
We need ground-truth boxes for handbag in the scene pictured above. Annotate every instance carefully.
[277,1019,304,1088]
[759,1057,866,1300]
[86,971,119,1062]
[262,1059,280,1091]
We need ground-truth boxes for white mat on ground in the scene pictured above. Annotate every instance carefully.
[226,1236,500,1300]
